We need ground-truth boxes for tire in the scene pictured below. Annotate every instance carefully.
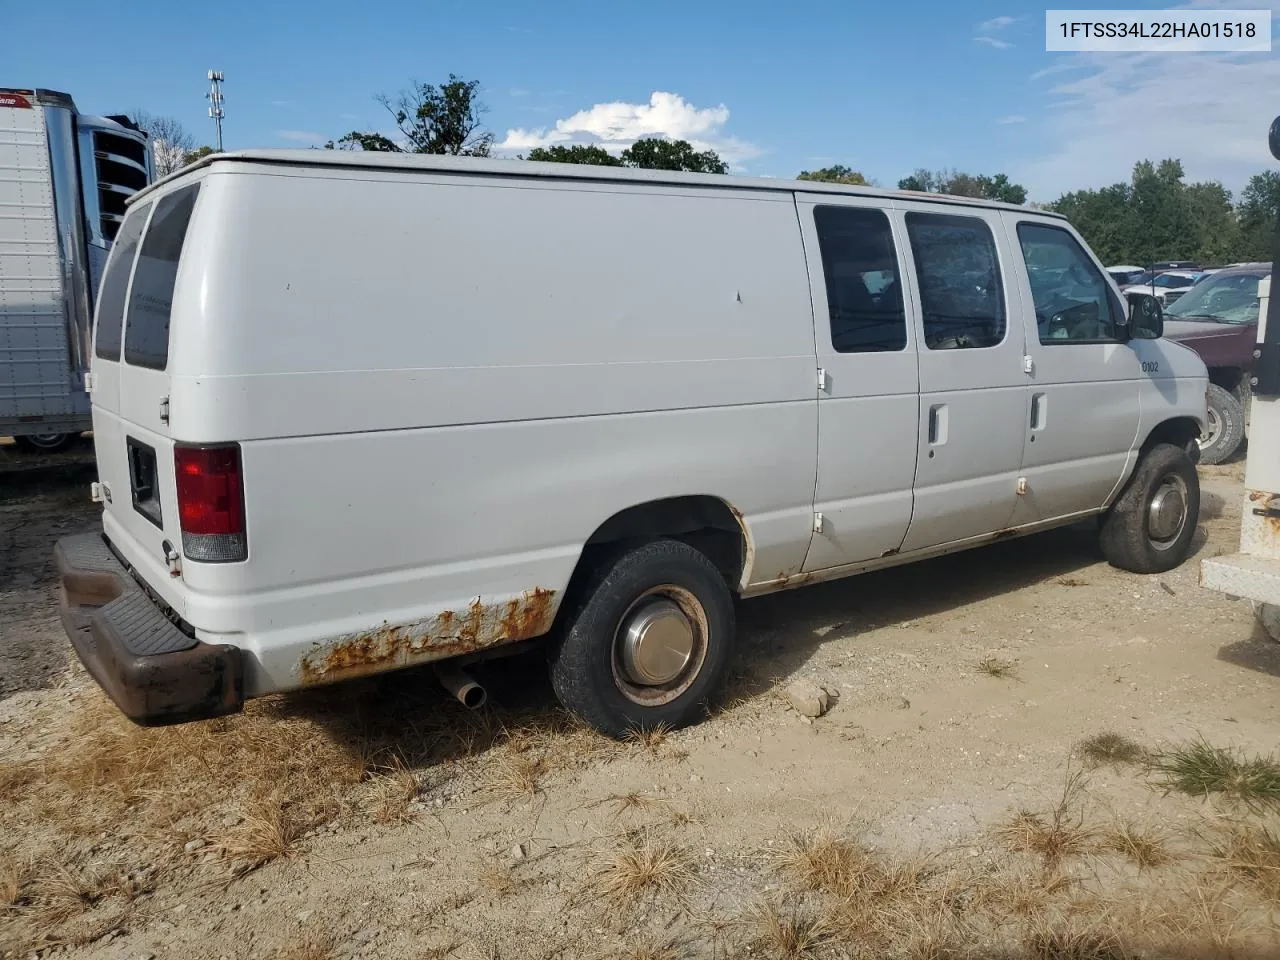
[1099,442,1200,574]
[548,539,735,739]
[1198,383,1245,465]
[12,433,73,454]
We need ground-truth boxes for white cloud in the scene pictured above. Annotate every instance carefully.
[509,88,530,97]
[270,99,294,108]
[497,91,762,169]
[974,36,1012,49]
[1016,37,1280,200]
[979,15,1016,31]
[275,129,324,144]
[996,115,1026,124]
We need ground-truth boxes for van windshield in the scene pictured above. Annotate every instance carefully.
[123,184,200,370]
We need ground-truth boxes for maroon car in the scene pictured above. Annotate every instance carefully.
[1162,262,1271,464]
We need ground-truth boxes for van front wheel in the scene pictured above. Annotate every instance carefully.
[548,539,735,739]
[1099,442,1200,574]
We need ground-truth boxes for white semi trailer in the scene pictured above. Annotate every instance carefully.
[1199,116,1280,639]
[0,87,154,452]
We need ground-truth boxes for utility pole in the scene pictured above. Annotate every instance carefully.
[206,70,225,151]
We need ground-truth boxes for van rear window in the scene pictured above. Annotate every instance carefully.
[123,184,200,370]
[93,202,150,361]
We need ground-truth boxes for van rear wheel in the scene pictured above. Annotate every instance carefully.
[548,539,735,739]
[1099,442,1199,574]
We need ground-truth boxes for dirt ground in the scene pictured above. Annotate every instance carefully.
[2,446,1279,960]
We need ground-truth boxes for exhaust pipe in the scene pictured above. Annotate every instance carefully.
[432,661,487,709]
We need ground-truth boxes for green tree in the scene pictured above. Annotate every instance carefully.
[620,138,728,173]
[327,132,401,152]
[1051,182,1134,265]
[1238,170,1280,261]
[327,74,493,155]
[796,164,868,185]
[975,173,1027,205]
[524,144,623,166]
[897,168,1026,204]
[1049,158,1255,267]
[182,145,215,165]
[524,137,727,173]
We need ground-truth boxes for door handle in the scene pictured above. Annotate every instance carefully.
[928,404,948,445]
[1031,393,1047,430]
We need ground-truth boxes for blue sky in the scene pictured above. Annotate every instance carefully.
[4,0,1277,201]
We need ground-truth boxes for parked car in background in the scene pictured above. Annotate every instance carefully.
[1123,270,1203,307]
[1162,262,1272,464]
[1107,265,1146,286]
[1151,260,1200,272]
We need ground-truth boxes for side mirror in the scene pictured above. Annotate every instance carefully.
[1126,292,1163,340]
[1269,114,1280,162]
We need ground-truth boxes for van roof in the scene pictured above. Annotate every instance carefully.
[135,148,1064,219]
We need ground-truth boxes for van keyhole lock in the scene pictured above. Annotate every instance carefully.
[162,540,181,577]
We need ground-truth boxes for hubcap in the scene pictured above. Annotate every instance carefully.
[1198,408,1220,450]
[1147,474,1189,548]
[620,599,694,685]
[612,585,709,706]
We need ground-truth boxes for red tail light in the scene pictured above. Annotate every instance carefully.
[174,444,247,562]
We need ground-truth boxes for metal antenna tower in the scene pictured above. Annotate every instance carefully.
[206,70,225,151]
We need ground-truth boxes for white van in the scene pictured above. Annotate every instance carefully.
[55,151,1208,737]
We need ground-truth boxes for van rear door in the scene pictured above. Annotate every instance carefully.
[89,182,202,602]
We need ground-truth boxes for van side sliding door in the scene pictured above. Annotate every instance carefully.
[794,194,919,572]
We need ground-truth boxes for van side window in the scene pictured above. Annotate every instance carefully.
[124,184,200,370]
[904,213,1006,350]
[813,206,907,353]
[1016,222,1123,344]
[93,202,151,361]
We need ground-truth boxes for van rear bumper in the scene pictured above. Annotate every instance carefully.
[54,533,244,726]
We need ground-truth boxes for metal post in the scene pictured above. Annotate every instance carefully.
[206,70,224,152]
[1254,115,1280,396]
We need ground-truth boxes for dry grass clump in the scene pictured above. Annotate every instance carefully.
[1,856,24,907]
[1098,821,1171,870]
[209,793,313,873]
[487,712,623,802]
[1207,819,1280,902]
[1077,732,1150,769]
[596,791,666,818]
[774,825,938,949]
[584,831,697,914]
[976,656,1019,680]
[995,771,1096,869]
[745,900,833,960]
[2,852,156,950]
[777,826,873,898]
[489,751,549,801]
[1151,739,1280,811]
[1021,920,1129,960]
[622,723,689,761]
[363,763,421,824]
